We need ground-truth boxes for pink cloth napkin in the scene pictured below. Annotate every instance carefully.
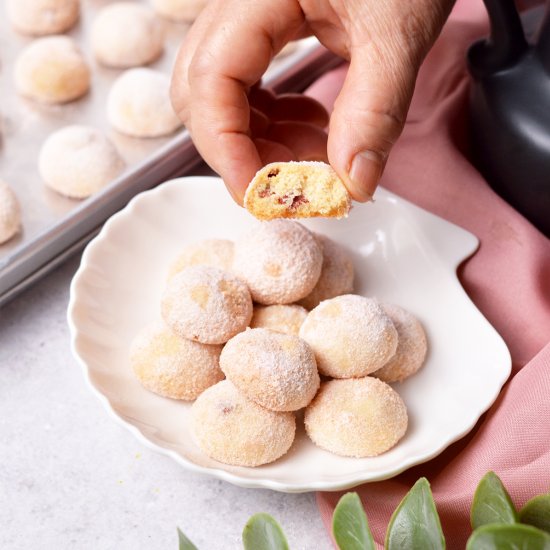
[305,0,550,547]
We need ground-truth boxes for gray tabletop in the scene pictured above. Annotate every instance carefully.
[0,256,331,550]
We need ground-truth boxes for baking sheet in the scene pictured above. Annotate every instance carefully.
[0,0,342,306]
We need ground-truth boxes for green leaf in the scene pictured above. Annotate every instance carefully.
[470,471,518,529]
[466,523,550,550]
[242,513,289,550]
[177,527,199,550]
[385,477,445,550]
[520,494,550,534]
[332,492,375,550]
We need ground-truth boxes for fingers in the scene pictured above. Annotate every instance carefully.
[172,0,304,203]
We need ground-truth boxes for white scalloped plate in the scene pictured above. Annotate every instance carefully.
[68,177,511,493]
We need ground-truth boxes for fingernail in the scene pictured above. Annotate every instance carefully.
[349,151,383,201]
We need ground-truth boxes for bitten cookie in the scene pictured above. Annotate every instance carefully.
[0,180,22,244]
[298,234,354,310]
[305,377,408,457]
[244,161,351,220]
[299,294,398,378]
[38,125,125,199]
[7,0,79,36]
[107,68,182,138]
[191,380,296,467]
[14,36,90,104]
[91,3,164,68]
[161,265,252,344]
[220,328,320,411]
[233,219,322,305]
[372,304,428,383]
[130,321,224,400]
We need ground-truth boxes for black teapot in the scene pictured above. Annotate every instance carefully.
[468,0,550,236]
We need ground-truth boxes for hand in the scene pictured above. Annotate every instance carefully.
[171,0,454,203]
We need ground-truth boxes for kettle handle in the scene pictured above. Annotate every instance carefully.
[468,0,527,77]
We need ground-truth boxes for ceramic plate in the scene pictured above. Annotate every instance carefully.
[68,177,511,493]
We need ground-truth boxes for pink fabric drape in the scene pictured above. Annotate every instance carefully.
[305,0,550,547]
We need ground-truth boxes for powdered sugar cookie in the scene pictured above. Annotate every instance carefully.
[372,304,428,383]
[7,0,79,36]
[299,294,398,378]
[107,68,182,138]
[151,0,208,21]
[305,377,408,457]
[191,380,296,467]
[298,234,354,310]
[167,239,234,281]
[220,328,319,411]
[39,125,125,199]
[91,3,164,68]
[233,219,322,305]
[130,321,223,400]
[14,36,90,104]
[0,180,21,244]
[161,265,252,344]
[250,304,308,336]
[244,161,351,220]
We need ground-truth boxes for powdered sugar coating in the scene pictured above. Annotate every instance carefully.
[0,180,21,244]
[298,234,354,310]
[161,265,252,344]
[15,36,90,104]
[39,125,125,199]
[107,68,182,138]
[130,320,223,400]
[191,380,296,467]
[305,377,408,457]
[7,0,79,35]
[233,219,322,305]
[151,0,208,21]
[299,294,398,378]
[91,3,164,68]
[250,304,308,336]
[167,239,234,281]
[372,304,428,383]
[220,328,319,411]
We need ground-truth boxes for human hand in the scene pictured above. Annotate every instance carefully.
[171,0,454,204]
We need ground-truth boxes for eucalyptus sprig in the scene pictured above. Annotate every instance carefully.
[177,471,550,550]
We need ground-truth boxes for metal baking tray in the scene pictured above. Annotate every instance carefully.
[0,0,342,307]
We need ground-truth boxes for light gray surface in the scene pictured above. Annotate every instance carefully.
[0,256,331,550]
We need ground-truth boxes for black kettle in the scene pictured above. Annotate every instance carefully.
[468,0,550,237]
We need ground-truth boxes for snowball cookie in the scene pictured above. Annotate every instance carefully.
[167,239,234,281]
[151,0,208,22]
[233,219,323,305]
[191,380,296,467]
[244,161,351,220]
[130,321,224,400]
[161,265,252,345]
[14,36,90,104]
[250,304,308,336]
[305,377,408,457]
[107,68,182,138]
[299,294,398,378]
[220,328,319,411]
[372,304,428,383]
[39,125,125,199]
[0,180,22,244]
[91,3,164,68]
[298,234,354,310]
[7,0,79,36]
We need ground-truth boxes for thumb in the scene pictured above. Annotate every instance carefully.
[327,44,417,202]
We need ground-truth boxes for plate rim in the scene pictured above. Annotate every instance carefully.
[67,176,512,493]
